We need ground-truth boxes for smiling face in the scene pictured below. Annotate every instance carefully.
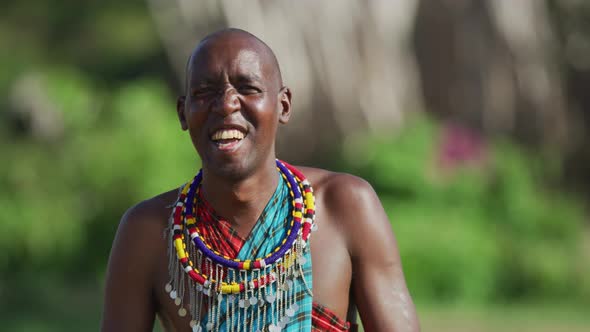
[178,30,291,180]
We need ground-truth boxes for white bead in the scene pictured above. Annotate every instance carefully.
[170,290,177,299]
[165,284,172,293]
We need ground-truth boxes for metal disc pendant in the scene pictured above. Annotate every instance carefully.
[266,294,276,303]
[174,297,182,306]
[286,308,295,317]
[165,283,172,293]
[278,318,287,329]
[299,256,307,265]
[249,296,258,306]
[178,308,187,317]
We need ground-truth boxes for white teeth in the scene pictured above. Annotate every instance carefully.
[211,129,245,141]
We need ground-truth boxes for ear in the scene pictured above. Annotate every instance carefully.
[278,87,292,124]
[177,96,188,130]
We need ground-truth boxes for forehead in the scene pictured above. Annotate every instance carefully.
[188,35,274,83]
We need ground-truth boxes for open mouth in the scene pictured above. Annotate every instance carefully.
[210,128,246,150]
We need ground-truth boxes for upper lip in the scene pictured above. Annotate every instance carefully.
[208,124,248,138]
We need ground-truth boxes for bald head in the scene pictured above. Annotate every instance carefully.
[185,28,283,92]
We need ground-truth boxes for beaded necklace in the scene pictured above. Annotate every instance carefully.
[165,160,316,331]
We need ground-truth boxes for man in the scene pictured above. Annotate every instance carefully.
[102,28,419,331]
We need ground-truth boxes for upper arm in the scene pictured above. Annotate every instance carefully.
[329,175,420,332]
[101,204,160,332]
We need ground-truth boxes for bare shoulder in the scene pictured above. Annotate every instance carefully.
[121,189,179,227]
[109,188,180,274]
[297,166,381,212]
[297,166,375,198]
[296,166,390,253]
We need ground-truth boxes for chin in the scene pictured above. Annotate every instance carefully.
[204,156,254,180]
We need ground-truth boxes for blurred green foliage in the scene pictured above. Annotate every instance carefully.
[0,68,199,278]
[336,117,590,305]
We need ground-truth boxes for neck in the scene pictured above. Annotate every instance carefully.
[200,159,279,235]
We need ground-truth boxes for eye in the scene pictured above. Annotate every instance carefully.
[238,85,261,95]
[192,87,217,98]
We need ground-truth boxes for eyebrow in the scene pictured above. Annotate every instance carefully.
[234,73,263,83]
[189,76,218,86]
[189,72,265,87]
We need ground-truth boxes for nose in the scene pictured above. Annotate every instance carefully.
[213,87,240,117]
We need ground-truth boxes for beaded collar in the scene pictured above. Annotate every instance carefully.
[165,160,317,331]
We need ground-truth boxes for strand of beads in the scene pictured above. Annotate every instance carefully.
[165,160,317,332]
[173,160,310,292]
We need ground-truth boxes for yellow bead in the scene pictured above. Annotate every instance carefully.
[174,239,186,259]
[221,284,231,294]
[232,283,240,294]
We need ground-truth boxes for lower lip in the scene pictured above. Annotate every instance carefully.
[213,138,244,152]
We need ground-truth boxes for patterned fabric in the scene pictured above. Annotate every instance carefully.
[195,174,314,331]
[312,303,350,332]
[195,191,246,258]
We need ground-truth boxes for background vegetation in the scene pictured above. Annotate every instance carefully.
[1,0,589,331]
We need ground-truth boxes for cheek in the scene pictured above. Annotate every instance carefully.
[186,102,209,130]
[248,98,279,126]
